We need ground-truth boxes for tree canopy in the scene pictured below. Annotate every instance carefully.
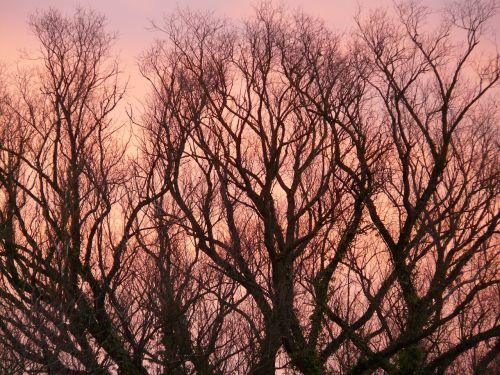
[0,1,499,374]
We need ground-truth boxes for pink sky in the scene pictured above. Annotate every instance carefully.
[1,0,498,105]
[1,0,363,66]
[0,0,370,105]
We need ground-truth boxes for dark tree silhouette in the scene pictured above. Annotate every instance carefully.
[0,8,149,374]
[139,2,499,374]
[0,1,499,374]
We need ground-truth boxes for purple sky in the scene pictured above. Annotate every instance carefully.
[0,0,374,103]
[1,0,364,66]
[1,0,498,105]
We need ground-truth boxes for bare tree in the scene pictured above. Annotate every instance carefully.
[0,8,151,374]
[0,1,498,374]
[0,7,243,375]
[139,1,499,374]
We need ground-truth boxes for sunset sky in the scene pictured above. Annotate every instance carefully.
[2,0,499,105]
[1,0,364,66]
[1,2,499,374]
